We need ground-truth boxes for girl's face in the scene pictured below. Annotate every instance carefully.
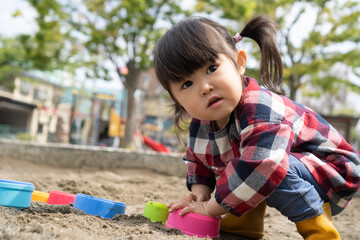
[170,51,246,130]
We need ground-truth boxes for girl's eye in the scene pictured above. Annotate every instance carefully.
[182,81,193,89]
[206,65,217,74]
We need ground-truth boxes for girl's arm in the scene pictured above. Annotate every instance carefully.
[215,121,293,216]
[191,184,212,201]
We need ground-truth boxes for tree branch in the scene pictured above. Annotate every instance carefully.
[284,6,305,66]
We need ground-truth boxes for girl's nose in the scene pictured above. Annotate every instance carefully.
[201,83,213,95]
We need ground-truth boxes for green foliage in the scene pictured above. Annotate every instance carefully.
[196,0,360,107]
[61,0,188,146]
[1,0,189,147]
[0,37,26,90]
[22,0,74,71]
[0,0,78,90]
[283,0,360,100]
[65,0,188,84]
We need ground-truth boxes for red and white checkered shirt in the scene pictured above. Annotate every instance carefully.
[185,77,360,216]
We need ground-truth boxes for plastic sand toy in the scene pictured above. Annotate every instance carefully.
[31,190,50,203]
[47,190,76,205]
[143,201,169,224]
[73,193,126,219]
[0,179,35,209]
[165,209,221,239]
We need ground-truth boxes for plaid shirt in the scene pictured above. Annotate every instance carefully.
[185,77,360,216]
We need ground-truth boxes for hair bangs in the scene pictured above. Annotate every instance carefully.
[154,17,232,86]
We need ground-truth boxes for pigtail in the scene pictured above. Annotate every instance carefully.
[240,15,283,93]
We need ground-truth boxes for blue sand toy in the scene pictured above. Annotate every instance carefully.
[73,193,126,219]
[0,179,35,209]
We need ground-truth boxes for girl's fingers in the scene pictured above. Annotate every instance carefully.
[178,201,210,216]
[179,206,194,216]
[168,194,197,209]
[167,200,177,208]
[167,198,187,208]
[167,194,209,215]
[168,200,190,213]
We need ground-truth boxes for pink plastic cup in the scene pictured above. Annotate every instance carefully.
[47,191,76,205]
[165,209,221,239]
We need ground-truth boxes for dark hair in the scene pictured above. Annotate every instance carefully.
[154,15,283,130]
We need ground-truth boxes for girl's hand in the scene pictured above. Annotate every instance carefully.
[167,192,209,213]
[167,197,192,213]
[168,197,228,218]
[179,200,212,216]
[168,199,212,217]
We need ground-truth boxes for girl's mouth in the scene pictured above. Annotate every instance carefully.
[208,97,223,107]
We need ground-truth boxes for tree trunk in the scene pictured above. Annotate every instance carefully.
[122,86,137,148]
[121,59,140,148]
[289,74,299,101]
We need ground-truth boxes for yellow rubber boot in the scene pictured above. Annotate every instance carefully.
[322,202,334,224]
[220,201,267,239]
[295,202,340,240]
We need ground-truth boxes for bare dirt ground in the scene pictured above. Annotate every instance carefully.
[0,157,359,240]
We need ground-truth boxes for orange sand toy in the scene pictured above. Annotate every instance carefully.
[31,190,50,203]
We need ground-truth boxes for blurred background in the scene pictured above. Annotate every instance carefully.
[0,0,359,153]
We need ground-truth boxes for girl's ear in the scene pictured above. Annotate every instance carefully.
[236,49,247,75]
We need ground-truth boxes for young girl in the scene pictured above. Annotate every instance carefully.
[154,15,360,239]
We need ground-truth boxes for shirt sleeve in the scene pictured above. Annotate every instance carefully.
[184,147,216,192]
[214,121,294,216]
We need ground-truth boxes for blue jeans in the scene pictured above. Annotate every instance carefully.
[265,154,344,222]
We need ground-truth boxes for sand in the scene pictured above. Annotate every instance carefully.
[0,156,359,240]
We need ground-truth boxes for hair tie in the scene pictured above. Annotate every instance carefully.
[233,33,243,43]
